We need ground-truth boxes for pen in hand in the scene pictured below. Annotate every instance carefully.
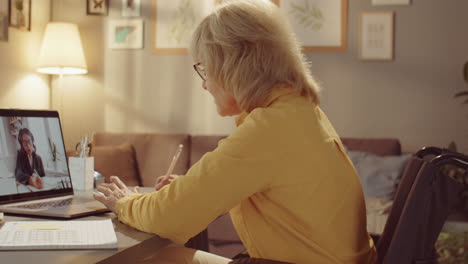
[155,144,184,190]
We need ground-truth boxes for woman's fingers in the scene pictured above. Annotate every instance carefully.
[97,185,113,196]
[155,182,164,191]
[110,176,127,190]
[93,178,133,214]
[93,192,107,203]
[93,192,117,212]
[154,174,180,191]
[155,176,165,184]
[154,175,167,190]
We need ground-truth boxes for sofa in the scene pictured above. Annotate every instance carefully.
[90,132,407,258]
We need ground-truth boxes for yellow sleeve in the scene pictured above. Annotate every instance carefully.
[115,116,275,244]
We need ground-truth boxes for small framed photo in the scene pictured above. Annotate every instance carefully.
[359,11,394,61]
[372,0,410,5]
[0,0,9,41]
[9,0,30,31]
[122,0,141,17]
[87,0,109,16]
[108,19,144,49]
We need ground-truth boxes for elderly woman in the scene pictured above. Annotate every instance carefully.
[94,1,377,263]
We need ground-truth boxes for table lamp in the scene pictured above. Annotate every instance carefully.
[36,22,87,112]
[37,22,87,76]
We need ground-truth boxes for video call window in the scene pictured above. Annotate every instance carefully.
[0,117,71,196]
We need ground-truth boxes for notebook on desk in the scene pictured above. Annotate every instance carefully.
[0,109,109,219]
[0,219,117,250]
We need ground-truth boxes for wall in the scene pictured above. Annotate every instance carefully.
[52,0,235,150]
[314,0,468,153]
[49,0,108,149]
[49,0,468,152]
[0,0,51,110]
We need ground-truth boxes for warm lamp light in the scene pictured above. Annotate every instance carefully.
[37,23,87,75]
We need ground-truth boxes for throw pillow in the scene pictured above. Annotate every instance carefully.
[347,150,412,200]
[92,143,140,187]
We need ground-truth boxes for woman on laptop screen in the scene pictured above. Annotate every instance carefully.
[15,128,45,189]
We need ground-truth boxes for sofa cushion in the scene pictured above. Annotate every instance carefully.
[93,133,190,187]
[92,142,140,187]
[341,138,401,156]
[190,135,227,166]
[347,150,412,200]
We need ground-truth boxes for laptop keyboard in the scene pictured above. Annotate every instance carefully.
[13,198,73,209]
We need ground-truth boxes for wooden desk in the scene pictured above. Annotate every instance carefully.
[0,188,172,264]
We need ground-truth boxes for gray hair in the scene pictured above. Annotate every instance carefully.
[191,0,320,112]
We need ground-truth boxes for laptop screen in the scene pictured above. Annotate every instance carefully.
[0,109,73,204]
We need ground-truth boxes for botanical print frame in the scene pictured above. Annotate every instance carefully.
[9,0,30,31]
[0,0,9,41]
[87,0,109,16]
[372,0,411,6]
[359,11,394,61]
[216,0,279,4]
[108,19,144,49]
[122,0,141,17]
[152,0,217,54]
[278,0,347,52]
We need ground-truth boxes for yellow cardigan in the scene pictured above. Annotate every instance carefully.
[115,90,377,264]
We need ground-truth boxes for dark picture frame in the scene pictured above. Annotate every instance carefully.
[9,0,30,31]
[87,0,109,16]
[0,0,9,41]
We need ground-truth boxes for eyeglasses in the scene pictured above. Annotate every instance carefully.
[21,139,33,145]
[193,63,207,82]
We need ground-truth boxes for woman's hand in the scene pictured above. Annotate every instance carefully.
[154,174,178,191]
[93,176,141,213]
[28,174,43,189]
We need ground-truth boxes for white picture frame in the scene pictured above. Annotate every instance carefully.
[122,0,141,17]
[359,11,394,61]
[108,19,144,49]
[152,0,216,54]
[372,0,410,6]
[278,0,348,52]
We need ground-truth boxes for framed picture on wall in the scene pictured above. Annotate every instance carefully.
[359,11,394,61]
[0,0,9,41]
[372,0,410,6]
[277,0,348,52]
[216,0,279,4]
[122,0,141,17]
[152,0,216,54]
[9,0,30,31]
[87,0,109,16]
[108,19,144,49]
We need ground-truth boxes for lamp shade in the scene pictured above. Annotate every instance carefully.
[37,22,88,75]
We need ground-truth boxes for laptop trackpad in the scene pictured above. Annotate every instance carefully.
[45,200,109,216]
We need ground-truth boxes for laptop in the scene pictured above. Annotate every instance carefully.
[0,109,109,219]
